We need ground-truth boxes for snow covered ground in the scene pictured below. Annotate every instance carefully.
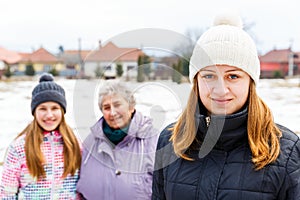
[0,77,299,177]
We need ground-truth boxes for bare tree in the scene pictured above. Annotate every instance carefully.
[173,28,204,76]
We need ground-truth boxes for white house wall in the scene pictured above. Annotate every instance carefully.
[84,61,138,78]
[83,62,98,77]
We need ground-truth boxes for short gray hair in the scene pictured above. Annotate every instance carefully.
[98,80,136,111]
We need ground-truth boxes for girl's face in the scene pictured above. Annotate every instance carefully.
[35,101,63,131]
[197,65,251,115]
[101,93,135,129]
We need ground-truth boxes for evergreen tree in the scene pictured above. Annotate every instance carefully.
[4,64,12,78]
[137,54,151,82]
[116,63,124,77]
[25,64,35,76]
[49,67,59,76]
[137,55,144,82]
[142,55,151,79]
[172,59,182,84]
[182,58,189,76]
[137,65,144,82]
[94,66,103,78]
[137,55,143,66]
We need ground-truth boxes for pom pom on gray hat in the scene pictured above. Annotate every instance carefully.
[31,73,66,115]
[189,13,260,85]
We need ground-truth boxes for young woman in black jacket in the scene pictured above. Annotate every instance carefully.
[152,13,300,200]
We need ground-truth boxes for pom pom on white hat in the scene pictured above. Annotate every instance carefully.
[189,13,260,85]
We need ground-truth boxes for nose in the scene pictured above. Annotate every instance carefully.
[213,78,229,96]
[45,109,54,118]
[109,107,116,116]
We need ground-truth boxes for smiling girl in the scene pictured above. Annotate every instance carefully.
[0,73,81,199]
[152,14,300,200]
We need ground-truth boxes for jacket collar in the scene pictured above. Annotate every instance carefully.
[195,107,248,152]
[43,130,62,141]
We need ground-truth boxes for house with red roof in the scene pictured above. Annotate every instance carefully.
[259,48,300,78]
[57,49,91,77]
[0,47,21,77]
[16,47,62,75]
[83,42,144,78]
[3,42,144,78]
[0,47,21,65]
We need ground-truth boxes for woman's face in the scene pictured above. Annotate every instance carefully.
[197,65,251,115]
[101,93,135,129]
[35,101,62,131]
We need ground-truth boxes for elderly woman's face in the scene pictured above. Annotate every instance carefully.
[197,65,250,115]
[101,93,135,129]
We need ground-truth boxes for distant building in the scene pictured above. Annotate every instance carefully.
[260,48,300,78]
[3,43,144,79]
[83,42,144,79]
[0,47,21,64]
[57,50,90,77]
[0,47,21,77]
[16,47,62,75]
[150,56,179,80]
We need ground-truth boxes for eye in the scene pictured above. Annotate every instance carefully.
[52,106,60,110]
[36,105,46,110]
[201,74,214,79]
[228,74,239,79]
[103,106,110,111]
[114,103,121,107]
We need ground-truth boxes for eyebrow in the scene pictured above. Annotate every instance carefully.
[102,100,121,106]
[199,69,215,72]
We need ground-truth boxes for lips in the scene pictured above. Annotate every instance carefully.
[43,120,57,127]
[212,98,232,105]
[40,119,59,131]
[110,115,122,121]
[44,120,54,124]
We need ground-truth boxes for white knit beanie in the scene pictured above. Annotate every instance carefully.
[189,13,260,85]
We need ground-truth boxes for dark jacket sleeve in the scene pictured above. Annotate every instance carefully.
[282,137,300,200]
[152,124,175,200]
[152,153,166,200]
[276,125,300,200]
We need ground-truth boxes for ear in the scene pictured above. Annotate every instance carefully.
[129,105,135,114]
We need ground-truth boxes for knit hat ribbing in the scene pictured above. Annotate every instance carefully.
[189,13,260,85]
[31,73,66,114]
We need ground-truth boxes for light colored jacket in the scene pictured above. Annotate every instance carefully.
[77,111,159,200]
[0,131,80,199]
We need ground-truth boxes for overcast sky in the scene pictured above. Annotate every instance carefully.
[1,0,299,56]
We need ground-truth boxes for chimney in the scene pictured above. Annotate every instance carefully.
[99,40,102,50]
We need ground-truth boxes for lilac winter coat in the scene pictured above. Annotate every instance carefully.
[76,111,159,200]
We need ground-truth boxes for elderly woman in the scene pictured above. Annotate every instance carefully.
[77,80,159,200]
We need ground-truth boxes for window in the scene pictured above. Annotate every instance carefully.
[66,65,75,69]
[43,65,51,72]
[104,66,112,70]
[127,66,135,70]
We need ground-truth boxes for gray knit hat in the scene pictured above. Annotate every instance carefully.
[31,73,66,114]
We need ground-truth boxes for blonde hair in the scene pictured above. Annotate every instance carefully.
[170,78,281,170]
[17,107,81,179]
